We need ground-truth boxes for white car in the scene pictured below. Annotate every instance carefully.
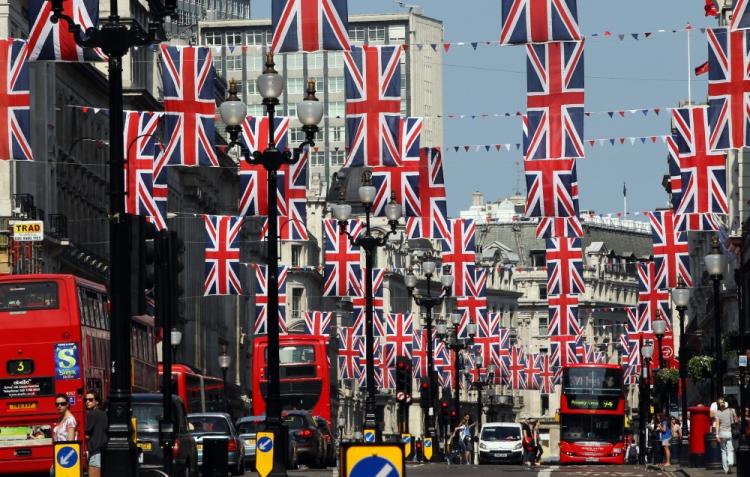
[477,422,525,464]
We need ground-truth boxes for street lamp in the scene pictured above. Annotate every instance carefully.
[471,356,494,436]
[219,54,322,476]
[218,352,231,416]
[486,387,496,422]
[332,171,402,441]
[652,318,667,371]
[439,313,476,427]
[671,282,690,440]
[405,258,453,444]
[640,342,655,464]
[170,328,183,362]
[705,235,726,401]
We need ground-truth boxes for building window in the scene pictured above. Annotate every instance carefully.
[541,395,549,413]
[287,77,305,95]
[328,125,345,142]
[226,55,242,71]
[291,288,303,320]
[331,150,345,166]
[287,103,297,118]
[328,52,344,68]
[246,52,264,72]
[328,76,345,93]
[289,127,305,143]
[530,251,546,267]
[308,52,324,70]
[226,31,243,46]
[248,104,267,117]
[539,285,547,300]
[247,80,258,96]
[400,99,407,115]
[368,26,385,43]
[247,30,267,45]
[538,314,548,336]
[349,26,366,43]
[291,245,303,267]
[204,31,223,45]
[287,53,304,70]
[311,151,325,167]
[329,101,345,118]
[389,25,406,43]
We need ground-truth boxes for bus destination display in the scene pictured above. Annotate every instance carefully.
[567,396,620,410]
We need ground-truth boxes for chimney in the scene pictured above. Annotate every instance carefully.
[472,191,484,207]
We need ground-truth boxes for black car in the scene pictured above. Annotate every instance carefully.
[284,411,326,468]
[313,416,336,467]
[132,393,198,477]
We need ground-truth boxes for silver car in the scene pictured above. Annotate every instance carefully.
[236,415,298,470]
[187,412,244,476]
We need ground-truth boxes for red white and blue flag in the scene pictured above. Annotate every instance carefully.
[637,261,670,326]
[441,218,477,297]
[405,148,450,240]
[545,237,585,296]
[671,105,728,214]
[352,268,386,338]
[647,210,692,289]
[151,144,169,231]
[27,0,105,62]
[548,293,581,368]
[260,153,310,241]
[123,111,163,226]
[161,45,218,167]
[525,352,541,390]
[473,310,502,370]
[271,0,351,53]
[203,215,243,296]
[323,218,362,296]
[398,117,423,164]
[506,346,527,390]
[370,162,420,218]
[337,327,362,380]
[524,158,579,217]
[303,311,333,337]
[526,41,585,159]
[536,353,556,393]
[344,45,402,167]
[385,312,414,358]
[666,136,683,213]
[254,264,289,335]
[536,217,583,239]
[707,28,750,150]
[0,39,32,161]
[500,0,582,45]
[731,0,750,31]
[684,213,723,232]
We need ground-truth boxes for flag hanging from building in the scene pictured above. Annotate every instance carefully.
[123,111,163,226]
[239,116,290,216]
[731,0,750,31]
[253,264,289,335]
[303,311,333,337]
[536,353,556,393]
[260,151,310,241]
[506,346,528,390]
[548,293,581,368]
[706,28,750,150]
[161,45,218,167]
[203,215,243,296]
[337,326,362,380]
[671,105,728,215]
[545,237,585,295]
[152,144,169,231]
[441,218,477,296]
[637,261,670,325]
[666,136,683,213]
[385,312,414,358]
[683,212,723,232]
[352,268,386,338]
[27,0,105,62]
[322,218,362,296]
[271,0,351,53]
[398,117,423,164]
[344,45,402,167]
[0,39,32,161]
[370,162,420,218]
[473,308,502,369]
[405,147,450,240]
[647,210,692,289]
[500,0,582,45]
[524,352,541,390]
[535,217,583,239]
[524,158,579,217]
[526,41,585,159]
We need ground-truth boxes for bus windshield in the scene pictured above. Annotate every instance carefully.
[563,367,623,395]
[265,345,316,364]
[561,414,624,443]
[0,282,59,312]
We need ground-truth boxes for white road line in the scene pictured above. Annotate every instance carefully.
[537,465,558,477]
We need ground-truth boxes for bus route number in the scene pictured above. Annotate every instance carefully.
[6,359,34,376]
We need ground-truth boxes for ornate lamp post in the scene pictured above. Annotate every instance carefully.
[218,352,231,416]
[219,55,324,476]
[705,235,726,401]
[439,313,476,426]
[640,342,655,464]
[332,174,402,441]
[671,282,690,440]
[470,355,495,437]
[405,259,453,442]
[171,328,183,362]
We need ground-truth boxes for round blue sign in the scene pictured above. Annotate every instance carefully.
[424,440,432,447]
[350,456,400,477]
[57,446,78,468]
[364,431,375,443]
[257,436,273,453]
[402,436,410,443]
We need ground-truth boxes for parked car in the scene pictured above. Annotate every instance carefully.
[477,422,525,465]
[187,412,244,476]
[285,411,326,469]
[235,415,298,471]
[313,416,336,467]
[132,393,198,477]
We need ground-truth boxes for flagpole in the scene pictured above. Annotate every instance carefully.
[623,182,627,218]
[687,24,692,104]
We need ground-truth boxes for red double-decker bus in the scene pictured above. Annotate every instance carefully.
[559,364,626,464]
[252,335,333,423]
[160,364,249,418]
[0,274,158,474]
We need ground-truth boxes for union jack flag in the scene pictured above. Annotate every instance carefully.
[435,345,456,389]
[160,45,218,167]
[370,163,420,218]
[473,310,501,369]
[545,237,585,295]
[671,105,728,214]
[536,217,583,239]
[707,28,750,150]
[352,268,386,338]
[0,39,32,161]
[398,117,423,164]
[548,293,581,367]
[380,342,398,389]
[323,218,362,296]
[500,0,582,45]
[731,0,750,31]
[506,346,527,390]
[358,340,383,388]
[683,212,723,231]
[405,148,450,240]
[254,264,289,335]
[124,111,162,226]
[526,41,585,159]
[647,210,692,289]
[271,0,351,53]
[637,261,670,326]
[441,218,477,296]
[152,144,169,231]
[203,215,243,296]
[666,136,683,212]
[238,116,290,216]
[337,326,362,380]
[412,327,440,379]
[385,313,413,358]
[456,269,488,337]
[27,0,105,62]
[536,353,556,393]
[494,325,512,385]
[344,45,402,167]
[524,352,541,390]
[260,153,310,241]
[524,158,579,217]
[303,311,333,337]
[574,334,595,364]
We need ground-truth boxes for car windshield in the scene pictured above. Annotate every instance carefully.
[187,416,229,434]
[481,427,521,441]
[132,403,162,430]
[561,414,624,443]
[283,415,307,429]
[237,421,265,434]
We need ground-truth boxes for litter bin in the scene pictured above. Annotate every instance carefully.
[201,437,228,477]
[704,432,722,470]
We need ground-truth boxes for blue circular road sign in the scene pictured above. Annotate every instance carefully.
[257,436,273,453]
[364,432,375,443]
[402,435,410,443]
[350,456,400,477]
[57,446,78,468]
[424,440,432,447]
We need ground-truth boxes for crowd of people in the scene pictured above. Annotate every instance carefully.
[51,390,108,476]
[447,413,542,467]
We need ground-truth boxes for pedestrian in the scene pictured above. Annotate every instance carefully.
[715,396,739,474]
[531,419,543,466]
[672,417,682,442]
[451,414,472,465]
[84,391,107,477]
[626,438,639,464]
[521,420,534,468]
[51,394,77,476]
[659,412,672,467]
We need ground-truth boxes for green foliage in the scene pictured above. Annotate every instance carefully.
[655,368,679,391]
[688,355,714,381]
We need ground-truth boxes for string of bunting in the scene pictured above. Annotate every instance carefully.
[447,135,672,153]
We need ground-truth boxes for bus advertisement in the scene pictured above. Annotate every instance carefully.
[559,364,626,465]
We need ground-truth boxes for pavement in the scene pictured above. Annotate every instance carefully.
[646,464,732,477]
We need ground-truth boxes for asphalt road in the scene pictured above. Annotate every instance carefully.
[285,464,672,477]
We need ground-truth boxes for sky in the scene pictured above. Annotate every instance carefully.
[251,0,718,217]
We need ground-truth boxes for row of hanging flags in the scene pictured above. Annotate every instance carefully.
[1,0,746,390]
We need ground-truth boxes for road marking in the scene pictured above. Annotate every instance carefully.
[537,466,556,477]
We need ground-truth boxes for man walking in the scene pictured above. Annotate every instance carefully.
[84,391,107,477]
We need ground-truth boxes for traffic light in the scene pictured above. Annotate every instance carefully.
[419,378,429,408]
[131,216,157,316]
[168,231,185,325]
[440,399,449,418]
[395,356,412,396]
